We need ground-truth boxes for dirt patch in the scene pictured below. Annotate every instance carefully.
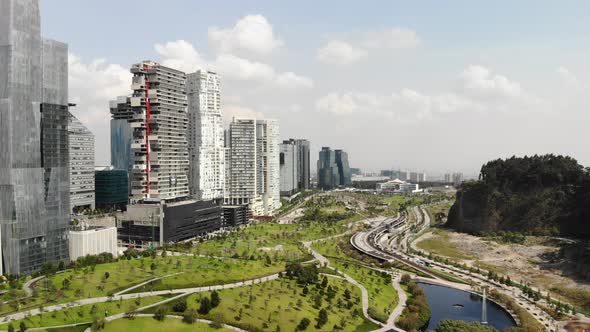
[417,229,590,309]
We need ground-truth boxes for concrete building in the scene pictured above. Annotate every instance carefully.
[377,179,421,194]
[95,167,128,211]
[117,200,221,249]
[187,70,225,201]
[68,112,95,212]
[279,141,298,196]
[282,139,310,190]
[224,118,281,216]
[0,0,71,274]
[69,226,118,261]
[128,61,190,202]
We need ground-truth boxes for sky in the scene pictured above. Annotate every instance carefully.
[41,1,590,177]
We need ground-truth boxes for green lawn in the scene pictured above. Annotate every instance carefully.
[415,229,474,260]
[312,239,398,323]
[0,296,168,330]
[102,317,233,332]
[32,256,284,303]
[189,277,378,332]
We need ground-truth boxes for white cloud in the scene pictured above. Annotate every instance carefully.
[153,40,312,89]
[154,40,206,73]
[316,27,420,65]
[212,54,276,81]
[316,40,367,65]
[316,65,540,120]
[223,105,266,124]
[361,28,421,49]
[275,72,314,88]
[68,53,132,164]
[459,65,523,99]
[208,15,283,56]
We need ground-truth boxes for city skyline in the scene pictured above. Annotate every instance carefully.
[39,1,590,175]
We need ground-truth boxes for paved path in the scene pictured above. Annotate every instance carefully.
[302,234,385,328]
[0,273,280,325]
[113,272,185,296]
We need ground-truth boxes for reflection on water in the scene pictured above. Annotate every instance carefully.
[417,283,516,331]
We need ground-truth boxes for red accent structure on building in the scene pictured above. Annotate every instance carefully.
[144,64,152,196]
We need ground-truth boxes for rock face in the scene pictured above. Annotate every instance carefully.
[447,155,590,239]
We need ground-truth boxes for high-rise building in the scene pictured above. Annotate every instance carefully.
[335,150,352,187]
[68,112,95,212]
[444,173,452,183]
[0,0,71,274]
[317,147,339,190]
[283,139,310,190]
[109,96,133,172]
[452,172,464,186]
[224,118,281,216]
[186,70,224,201]
[279,141,298,196]
[128,61,190,202]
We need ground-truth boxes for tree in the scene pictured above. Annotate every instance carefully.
[210,290,221,308]
[172,299,187,313]
[103,272,110,280]
[316,308,328,328]
[183,308,199,323]
[19,322,27,332]
[150,262,157,272]
[313,294,322,308]
[400,274,411,285]
[7,324,14,332]
[91,318,105,331]
[62,278,70,290]
[198,297,212,314]
[435,319,498,332]
[154,306,167,321]
[296,317,311,331]
[343,289,352,300]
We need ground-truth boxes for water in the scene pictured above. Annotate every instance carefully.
[417,282,517,331]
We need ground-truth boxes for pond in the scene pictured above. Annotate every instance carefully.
[417,282,517,331]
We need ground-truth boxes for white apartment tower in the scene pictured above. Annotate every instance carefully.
[187,70,225,200]
[68,112,95,212]
[128,61,190,202]
[225,118,281,216]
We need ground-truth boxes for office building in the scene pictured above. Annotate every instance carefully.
[117,200,221,248]
[282,139,310,190]
[279,141,298,196]
[335,149,352,187]
[350,168,362,176]
[452,172,464,186]
[377,179,421,194]
[68,112,95,212]
[317,147,339,190]
[187,70,225,201]
[95,168,129,211]
[224,118,281,216]
[0,0,71,274]
[109,96,134,172]
[69,226,118,261]
[222,205,250,227]
[444,173,452,183]
[128,61,190,202]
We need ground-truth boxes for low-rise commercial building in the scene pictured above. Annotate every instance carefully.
[222,205,250,227]
[69,226,118,261]
[117,200,222,249]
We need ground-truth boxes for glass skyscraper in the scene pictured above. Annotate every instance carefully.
[0,0,70,274]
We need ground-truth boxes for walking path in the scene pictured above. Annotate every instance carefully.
[113,272,185,296]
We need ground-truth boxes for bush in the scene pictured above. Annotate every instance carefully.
[154,306,167,321]
[296,317,311,331]
[183,308,199,323]
[199,297,212,314]
[172,298,187,313]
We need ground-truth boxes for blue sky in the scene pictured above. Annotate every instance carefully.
[41,1,590,176]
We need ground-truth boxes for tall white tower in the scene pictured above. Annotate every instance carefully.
[187,70,225,201]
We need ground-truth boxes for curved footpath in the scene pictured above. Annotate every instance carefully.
[0,274,280,325]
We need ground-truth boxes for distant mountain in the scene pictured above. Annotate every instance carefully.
[447,154,590,239]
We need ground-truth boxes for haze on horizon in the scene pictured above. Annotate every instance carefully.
[40,0,590,176]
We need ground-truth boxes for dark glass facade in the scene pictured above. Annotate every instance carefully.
[95,170,129,211]
[317,147,351,190]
